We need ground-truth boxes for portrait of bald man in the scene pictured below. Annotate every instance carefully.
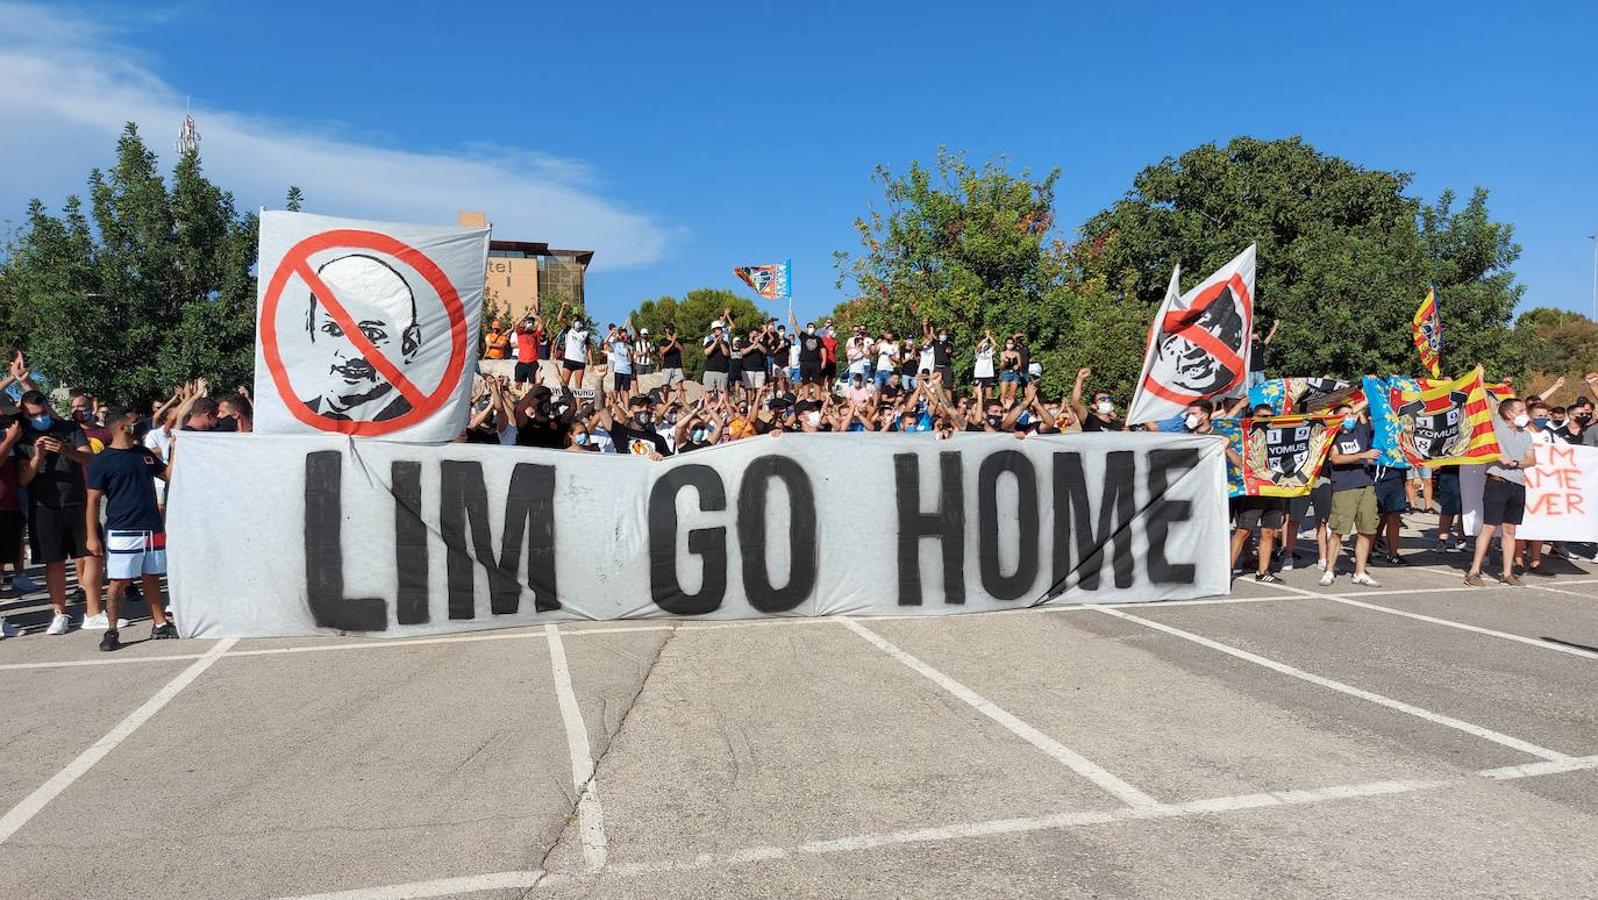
[301,254,423,422]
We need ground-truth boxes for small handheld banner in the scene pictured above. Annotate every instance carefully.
[1237,414,1338,496]
[1247,377,1310,415]
[733,258,791,300]
[253,211,490,443]
[1389,366,1500,466]
[1411,287,1443,378]
[1127,245,1256,425]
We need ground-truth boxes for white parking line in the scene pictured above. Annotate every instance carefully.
[0,638,238,846]
[837,617,1160,809]
[1096,608,1571,761]
[0,651,210,671]
[278,753,1598,898]
[279,870,562,900]
[1315,595,1598,660]
[543,624,608,872]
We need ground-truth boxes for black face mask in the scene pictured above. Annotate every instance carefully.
[634,412,653,427]
[1579,412,1593,424]
[987,415,1003,428]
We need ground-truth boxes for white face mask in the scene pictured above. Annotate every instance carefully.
[1096,399,1114,414]
[1184,413,1202,430]
[1512,413,1530,428]
[807,411,822,427]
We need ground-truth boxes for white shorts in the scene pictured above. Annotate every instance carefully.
[107,530,167,580]
[702,371,729,390]
[660,367,685,385]
[742,371,767,389]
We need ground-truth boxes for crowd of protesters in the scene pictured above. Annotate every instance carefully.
[2,349,250,650]
[5,305,1597,648]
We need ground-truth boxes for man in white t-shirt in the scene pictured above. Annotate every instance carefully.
[561,318,590,390]
[875,332,898,391]
[846,326,872,383]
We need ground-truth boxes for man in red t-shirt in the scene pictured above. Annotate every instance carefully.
[514,315,544,386]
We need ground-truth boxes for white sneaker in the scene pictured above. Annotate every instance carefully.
[1351,572,1382,588]
[1318,570,1336,586]
[1315,558,1327,571]
[0,618,14,638]
[80,613,129,631]
[1281,556,1296,571]
[9,574,39,594]
[45,613,71,635]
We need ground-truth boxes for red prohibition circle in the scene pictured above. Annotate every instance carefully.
[1141,273,1252,406]
[260,229,469,437]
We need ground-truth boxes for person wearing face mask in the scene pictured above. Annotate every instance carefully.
[1070,368,1123,432]
[998,338,1023,406]
[600,395,671,457]
[1516,400,1558,576]
[1320,403,1383,588]
[1465,398,1538,586]
[84,407,179,651]
[218,393,253,434]
[14,390,106,634]
[560,317,590,391]
[1225,404,1286,583]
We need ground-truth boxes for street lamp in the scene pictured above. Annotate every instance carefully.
[1589,234,1597,322]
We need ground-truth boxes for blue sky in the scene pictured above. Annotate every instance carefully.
[2,0,1595,329]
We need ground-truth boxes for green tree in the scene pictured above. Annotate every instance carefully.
[285,185,304,212]
[0,123,258,403]
[1511,307,1598,395]
[831,149,1082,396]
[626,288,764,377]
[1082,136,1526,381]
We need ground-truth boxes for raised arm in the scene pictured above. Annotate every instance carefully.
[1070,367,1091,424]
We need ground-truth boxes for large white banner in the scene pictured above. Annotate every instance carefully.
[167,432,1231,638]
[1462,443,1598,541]
[1127,245,1257,425]
[253,211,491,443]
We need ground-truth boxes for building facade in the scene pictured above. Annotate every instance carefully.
[459,211,593,323]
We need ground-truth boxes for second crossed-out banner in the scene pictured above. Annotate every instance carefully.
[167,432,1231,638]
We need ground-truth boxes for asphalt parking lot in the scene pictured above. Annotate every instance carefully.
[2,519,1596,899]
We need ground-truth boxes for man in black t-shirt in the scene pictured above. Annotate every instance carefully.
[605,395,671,457]
[14,390,101,635]
[86,407,178,651]
[1070,368,1123,432]
[657,326,685,386]
[1322,403,1382,587]
[740,328,768,397]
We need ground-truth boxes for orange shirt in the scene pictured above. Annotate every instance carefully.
[484,331,508,359]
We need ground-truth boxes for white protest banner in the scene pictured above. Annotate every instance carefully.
[1128,245,1256,425]
[167,432,1231,638]
[253,211,491,443]
[1518,443,1597,540]
[1460,442,1598,540]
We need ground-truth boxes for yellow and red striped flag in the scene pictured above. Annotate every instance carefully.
[1389,366,1499,466]
[1410,287,1442,377]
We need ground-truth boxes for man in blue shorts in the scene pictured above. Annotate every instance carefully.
[85,406,177,652]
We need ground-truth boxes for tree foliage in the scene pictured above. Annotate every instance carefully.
[832,139,1532,402]
[625,288,765,377]
[1083,136,1526,381]
[830,149,1086,397]
[0,123,259,403]
[1513,307,1598,396]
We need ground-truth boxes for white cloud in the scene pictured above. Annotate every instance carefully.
[0,2,670,268]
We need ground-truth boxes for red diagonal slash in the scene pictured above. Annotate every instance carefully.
[294,259,429,413]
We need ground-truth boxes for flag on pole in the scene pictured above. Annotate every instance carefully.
[1127,245,1256,425]
[1411,287,1442,377]
[733,259,791,301]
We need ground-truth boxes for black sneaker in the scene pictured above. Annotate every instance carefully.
[1253,572,1281,584]
[1386,554,1409,566]
[151,622,179,640]
[99,630,120,653]
[1526,565,1555,578]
